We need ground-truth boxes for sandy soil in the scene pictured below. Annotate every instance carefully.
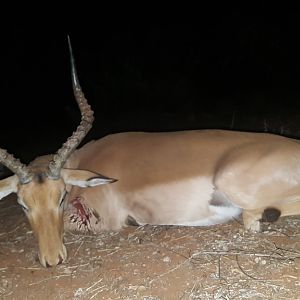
[1,194,300,300]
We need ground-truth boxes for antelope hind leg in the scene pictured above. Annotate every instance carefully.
[243,209,264,232]
[243,201,300,232]
[243,207,282,232]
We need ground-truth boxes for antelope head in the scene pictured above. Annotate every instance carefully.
[0,38,115,267]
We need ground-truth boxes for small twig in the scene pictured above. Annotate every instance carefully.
[103,248,121,258]
[266,228,293,238]
[275,245,300,255]
[65,262,89,269]
[72,240,84,259]
[16,267,43,271]
[169,234,189,242]
[232,217,243,225]
[89,285,106,299]
[65,230,97,239]
[64,234,85,245]
[84,277,103,293]
[74,277,104,298]
[149,259,188,284]
[29,274,72,286]
[217,255,221,279]
[96,248,120,252]
[160,246,190,260]
[235,254,260,281]
[191,250,300,261]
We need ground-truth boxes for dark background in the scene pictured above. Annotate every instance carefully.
[2,12,300,163]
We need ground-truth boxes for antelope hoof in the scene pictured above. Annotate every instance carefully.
[39,244,67,268]
[243,219,261,232]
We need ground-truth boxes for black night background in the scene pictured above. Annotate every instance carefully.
[2,12,300,165]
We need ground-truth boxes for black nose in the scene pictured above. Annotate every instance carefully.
[45,255,63,268]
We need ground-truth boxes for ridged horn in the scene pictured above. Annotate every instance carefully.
[47,36,94,179]
[0,150,31,184]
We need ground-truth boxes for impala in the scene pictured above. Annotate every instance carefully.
[1,39,299,267]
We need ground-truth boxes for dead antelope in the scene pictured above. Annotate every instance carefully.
[1,39,300,268]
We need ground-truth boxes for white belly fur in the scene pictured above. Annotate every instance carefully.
[129,177,242,226]
[173,205,242,226]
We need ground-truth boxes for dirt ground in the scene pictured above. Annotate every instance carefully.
[1,194,300,300]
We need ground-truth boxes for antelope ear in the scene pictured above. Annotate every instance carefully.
[0,175,18,200]
[61,169,117,188]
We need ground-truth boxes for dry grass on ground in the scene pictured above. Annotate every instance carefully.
[1,195,300,299]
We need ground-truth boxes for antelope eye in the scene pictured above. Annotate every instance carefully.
[59,191,67,207]
[21,205,29,212]
[17,199,29,212]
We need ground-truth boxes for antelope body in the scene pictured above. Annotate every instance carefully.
[65,129,300,234]
[1,40,300,267]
